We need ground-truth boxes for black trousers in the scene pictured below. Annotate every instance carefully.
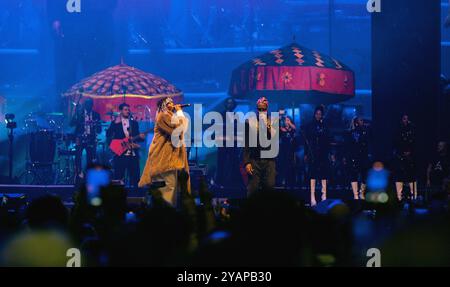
[247,160,276,195]
[113,155,140,187]
[75,143,97,175]
[216,147,242,188]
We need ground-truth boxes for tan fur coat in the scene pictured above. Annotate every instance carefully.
[138,111,190,192]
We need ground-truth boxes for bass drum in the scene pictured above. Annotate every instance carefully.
[29,130,56,164]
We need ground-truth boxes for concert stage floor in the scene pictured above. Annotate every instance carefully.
[0,184,390,205]
[0,184,148,205]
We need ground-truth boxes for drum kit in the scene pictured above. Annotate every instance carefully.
[19,112,110,185]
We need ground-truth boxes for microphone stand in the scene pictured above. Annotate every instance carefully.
[129,113,134,142]
[6,120,17,181]
[8,128,14,180]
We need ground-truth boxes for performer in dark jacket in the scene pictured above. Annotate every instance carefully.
[106,103,145,187]
[243,97,277,195]
[344,116,371,200]
[70,98,101,178]
[303,106,331,206]
[215,98,243,189]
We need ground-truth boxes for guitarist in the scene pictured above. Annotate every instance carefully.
[106,103,145,187]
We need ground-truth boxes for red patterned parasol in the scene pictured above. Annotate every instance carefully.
[229,42,355,105]
[64,62,183,121]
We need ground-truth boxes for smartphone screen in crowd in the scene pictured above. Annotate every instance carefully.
[86,169,111,206]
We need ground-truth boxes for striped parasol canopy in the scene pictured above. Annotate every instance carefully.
[64,62,183,121]
[229,42,355,105]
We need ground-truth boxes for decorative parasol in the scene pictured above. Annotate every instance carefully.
[229,42,355,105]
[64,62,183,121]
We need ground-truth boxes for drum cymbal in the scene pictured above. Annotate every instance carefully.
[105,112,120,117]
[46,112,64,117]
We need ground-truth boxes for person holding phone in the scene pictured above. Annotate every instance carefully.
[139,97,190,207]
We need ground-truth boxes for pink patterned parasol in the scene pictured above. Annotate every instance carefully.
[229,42,355,105]
[64,62,183,121]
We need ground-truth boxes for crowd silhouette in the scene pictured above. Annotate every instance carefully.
[0,164,449,267]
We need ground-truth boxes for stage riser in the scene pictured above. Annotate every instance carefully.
[0,185,148,203]
[0,184,431,205]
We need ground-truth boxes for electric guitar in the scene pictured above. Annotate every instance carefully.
[109,129,152,156]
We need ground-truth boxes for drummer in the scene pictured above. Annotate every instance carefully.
[70,98,101,178]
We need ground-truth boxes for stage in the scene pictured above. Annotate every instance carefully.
[0,183,432,208]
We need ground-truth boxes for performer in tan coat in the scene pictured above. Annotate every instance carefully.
[138,97,190,206]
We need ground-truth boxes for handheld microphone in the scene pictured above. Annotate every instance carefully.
[178,103,191,108]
